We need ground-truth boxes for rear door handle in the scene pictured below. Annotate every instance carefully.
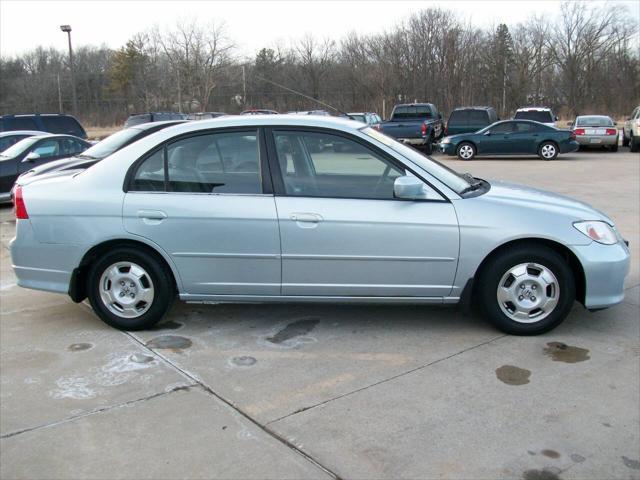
[137,209,167,222]
[290,213,323,223]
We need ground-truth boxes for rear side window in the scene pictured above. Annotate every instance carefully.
[448,110,467,124]
[40,116,85,137]
[468,110,489,124]
[7,117,39,130]
[32,139,60,158]
[0,135,28,151]
[130,130,261,194]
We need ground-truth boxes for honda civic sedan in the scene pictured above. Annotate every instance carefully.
[439,119,579,160]
[10,116,629,335]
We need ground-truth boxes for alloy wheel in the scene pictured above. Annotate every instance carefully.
[99,262,155,319]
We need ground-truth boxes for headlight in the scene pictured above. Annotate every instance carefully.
[573,221,618,245]
[441,137,451,144]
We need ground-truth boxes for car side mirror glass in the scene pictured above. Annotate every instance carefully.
[394,175,429,200]
[23,152,40,162]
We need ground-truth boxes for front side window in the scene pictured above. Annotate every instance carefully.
[468,110,490,124]
[491,122,514,134]
[273,130,404,199]
[32,139,60,158]
[9,117,38,130]
[130,130,261,194]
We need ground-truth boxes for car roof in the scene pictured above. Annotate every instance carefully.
[0,113,76,118]
[29,133,89,141]
[516,107,552,111]
[0,130,48,137]
[132,120,189,131]
[575,115,612,119]
[452,106,494,111]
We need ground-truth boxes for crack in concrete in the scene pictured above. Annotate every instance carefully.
[0,385,195,440]
[266,333,507,426]
[124,331,343,480]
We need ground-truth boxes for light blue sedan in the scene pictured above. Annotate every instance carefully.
[10,116,630,335]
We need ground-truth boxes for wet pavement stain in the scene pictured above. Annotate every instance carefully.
[130,353,154,364]
[570,454,586,463]
[522,469,561,480]
[146,335,192,350]
[267,318,319,344]
[495,365,531,385]
[543,342,590,363]
[602,422,612,428]
[150,320,183,331]
[541,449,561,459]
[231,356,257,367]
[622,456,640,470]
[68,343,93,352]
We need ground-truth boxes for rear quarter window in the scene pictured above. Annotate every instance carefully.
[40,116,86,137]
[468,110,490,124]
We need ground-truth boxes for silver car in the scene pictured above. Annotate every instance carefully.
[10,116,630,335]
[571,115,619,151]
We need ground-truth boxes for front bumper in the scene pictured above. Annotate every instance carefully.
[398,138,428,146]
[439,143,456,155]
[570,240,630,309]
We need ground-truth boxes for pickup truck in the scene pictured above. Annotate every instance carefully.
[378,103,444,154]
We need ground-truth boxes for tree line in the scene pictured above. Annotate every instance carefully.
[1,2,638,126]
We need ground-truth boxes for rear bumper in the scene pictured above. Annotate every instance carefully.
[561,140,580,153]
[570,241,630,309]
[10,220,80,295]
[576,135,618,146]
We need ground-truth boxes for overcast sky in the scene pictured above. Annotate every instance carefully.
[1,0,637,58]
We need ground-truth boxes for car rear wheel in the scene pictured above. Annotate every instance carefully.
[87,247,175,330]
[538,141,558,160]
[622,132,630,147]
[610,141,618,152]
[631,136,639,153]
[456,142,475,160]
[477,244,575,335]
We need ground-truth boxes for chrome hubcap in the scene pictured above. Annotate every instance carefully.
[496,263,559,323]
[99,262,154,318]
[459,145,474,159]
[541,144,556,158]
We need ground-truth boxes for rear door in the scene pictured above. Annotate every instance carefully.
[123,128,281,296]
[508,122,539,154]
[267,128,459,297]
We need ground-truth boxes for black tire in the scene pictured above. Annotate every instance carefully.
[476,244,575,335]
[87,247,175,330]
[538,141,559,160]
[631,136,639,153]
[456,142,476,160]
[622,133,629,147]
[610,142,618,152]
[423,141,433,155]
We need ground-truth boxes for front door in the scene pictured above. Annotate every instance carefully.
[268,129,459,297]
[477,121,514,155]
[123,129,281,296]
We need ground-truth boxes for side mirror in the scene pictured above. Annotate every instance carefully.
[23,152,40,163]
[394,175,428,200]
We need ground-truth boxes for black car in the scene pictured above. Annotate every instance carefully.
[0,114,87,139]
[15,120,188,191]
[445,106,498,135]
[124,112,188,128]
[0,134,90,200]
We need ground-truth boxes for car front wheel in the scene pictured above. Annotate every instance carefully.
[477,244,575,335]
[456,142,475,160]
[538,141,558,160]
[87,247,175,330]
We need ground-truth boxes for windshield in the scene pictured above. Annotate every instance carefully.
[82,128,142,159]
[575,116,614,127]
[514,110,553,123]
[0,137,39,159]
[361,127,471,194]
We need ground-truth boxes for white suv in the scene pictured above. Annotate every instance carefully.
[514,107,558,128]
[623,106,640,152]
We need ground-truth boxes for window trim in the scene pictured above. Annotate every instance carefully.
[123,126,271,195]
[264,126,448,203]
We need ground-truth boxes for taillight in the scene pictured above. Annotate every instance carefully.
[605,128,617,135]
[421,123,427,137]
[13,186,29,219]
[574,128,585,135]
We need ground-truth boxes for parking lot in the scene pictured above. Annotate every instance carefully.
[1,148,638,479]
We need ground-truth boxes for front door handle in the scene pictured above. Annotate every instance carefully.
[290,213,323,223]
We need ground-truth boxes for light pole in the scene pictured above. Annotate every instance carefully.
[60,25,78,115]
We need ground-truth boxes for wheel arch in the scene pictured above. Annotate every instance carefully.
[468,237,586,306]
[68,238,181,303]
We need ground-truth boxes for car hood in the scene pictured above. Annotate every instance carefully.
[441,133,473,142]
[481,180,612,223]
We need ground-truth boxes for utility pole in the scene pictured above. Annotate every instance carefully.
[177,69,182,113]
[59,25,78,115]
[56,74,63,112]
[502,59,507,117]
[242,65,246,107]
